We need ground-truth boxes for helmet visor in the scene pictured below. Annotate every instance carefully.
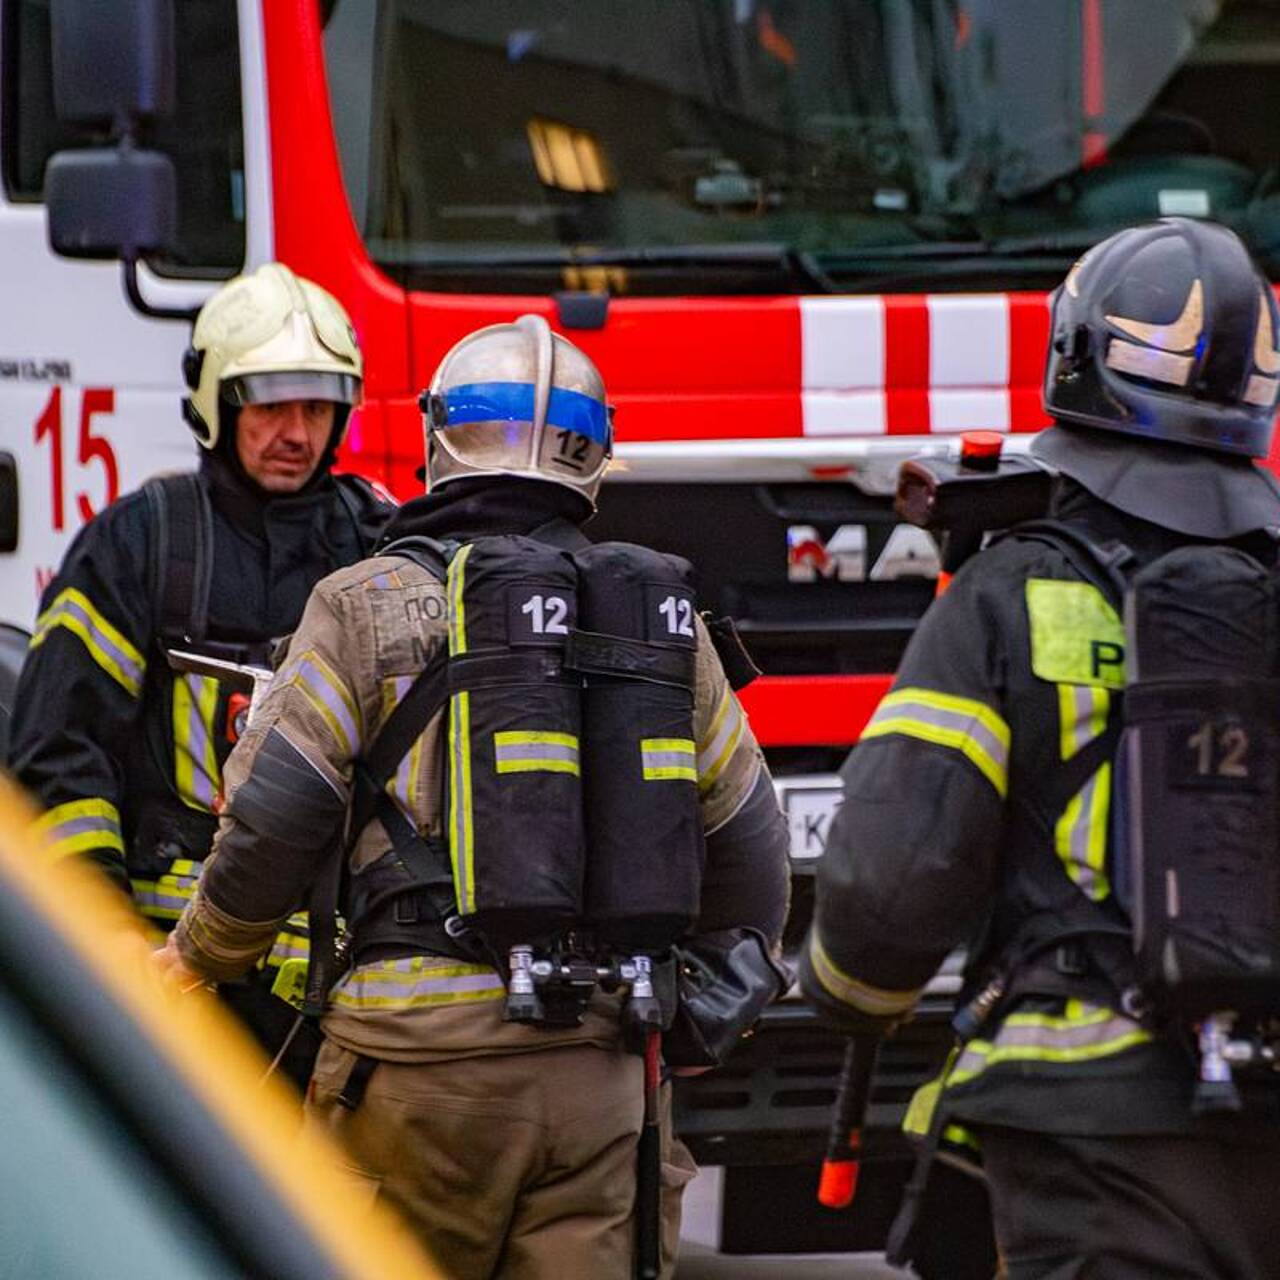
[221,371,361,407]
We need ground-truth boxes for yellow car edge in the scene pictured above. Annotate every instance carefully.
[0,773,442,1280]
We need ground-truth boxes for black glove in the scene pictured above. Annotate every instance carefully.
[797,933,907,1040]
[664,928,792,1068]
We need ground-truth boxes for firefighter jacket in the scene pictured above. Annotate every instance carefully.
[802,479,1280,1135]
[171,478,790,1062]
[9,447,390,961]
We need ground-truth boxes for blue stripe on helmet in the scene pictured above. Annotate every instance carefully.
[443,381,610,446]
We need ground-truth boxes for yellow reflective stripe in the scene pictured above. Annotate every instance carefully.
[807,932,921,1018]
[381,678,426,810]
[493,730,581,775]
[949,1000,1151,1085]
[641,736,697,782]
[31,797,119,833]
[1054,761,1112,902]
[44,829,125,859]
[329,958,504,1010]
[697,687,744,794]
[290,650,361,758]
[448,543,472,656]
[264,911,311,967]
[31,797,125,862]
[132,866,201,921]
[173,673,221,812]
[942,1124,980,1153]
[404,728,423,808]
[449,690,475,914]
[1057,683,1110,761]
[1026,579,1126,690]
[446,546,475,913]
[862,687,1010,798]
[31,587,146,696]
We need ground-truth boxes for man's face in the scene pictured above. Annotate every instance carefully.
[234,400,336,493]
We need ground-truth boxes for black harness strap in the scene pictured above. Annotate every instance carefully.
[565,629,696,689]
[144,473,213,645]
[1005,518,1133,608]
[350,654,449,837]
[965,519,1138,1015]
[306,536,465,1011]
[333,473,384,557]
[336,1054,380,1111]
[528,514,593,552]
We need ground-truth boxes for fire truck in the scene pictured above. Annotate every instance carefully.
[1,0,1276,1265]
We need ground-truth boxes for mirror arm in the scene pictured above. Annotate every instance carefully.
[121,252,199,323]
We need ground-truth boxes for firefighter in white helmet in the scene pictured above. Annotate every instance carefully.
[9,262,392,1089]
[163,313,792,1277]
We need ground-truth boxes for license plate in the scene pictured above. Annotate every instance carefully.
[773,775,843,862]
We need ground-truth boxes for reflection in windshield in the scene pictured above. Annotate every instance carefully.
[324,1,1280,293]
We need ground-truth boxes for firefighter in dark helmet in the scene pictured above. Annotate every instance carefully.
[9,263,391,1087]
[159,314,791,1278]
[801,218,1280,1280]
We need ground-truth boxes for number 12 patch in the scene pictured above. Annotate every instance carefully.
[645,584,697,645]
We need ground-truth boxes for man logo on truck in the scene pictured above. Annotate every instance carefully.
[788,523,941,583]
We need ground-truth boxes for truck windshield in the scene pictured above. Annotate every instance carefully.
[324,0,1280,294]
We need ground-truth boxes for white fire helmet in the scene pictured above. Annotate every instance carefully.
[420,314,613,508]
[182,262,363,449]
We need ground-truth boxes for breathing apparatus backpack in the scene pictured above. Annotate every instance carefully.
[974,523,1280,1111]
[327,530,708,1031]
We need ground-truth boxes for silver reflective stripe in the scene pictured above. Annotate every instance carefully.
[174,673,220,810]
[46,814,117,841]
[449,692,475,913]
[868,695,1008,775]
[32,798,126,862]
[1059,683,1109,761]
[641,738,696,780]
[390,675,416,804]
[33,589,146,695]
[330,958,504,1009]
[132,871,201,920]
[950,1002,1151,1085]
[267,936,311,965]
[186,677,215,807]
[295,655,361,755]
[1059,764,1110,901]
[697,689,744,791]
[493,732,580,774]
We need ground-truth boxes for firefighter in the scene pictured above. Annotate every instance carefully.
[8,263,391,1087]
[158,314,791,1279]
[800,218,1280,1280]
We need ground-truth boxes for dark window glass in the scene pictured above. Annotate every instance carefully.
[2,0,245,276]
[322,1,1280,295]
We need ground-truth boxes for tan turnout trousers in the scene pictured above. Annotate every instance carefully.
[306,1040,697,1280]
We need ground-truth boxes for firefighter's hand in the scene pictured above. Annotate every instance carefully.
[797,934,905,1040]
[153,932,215,994]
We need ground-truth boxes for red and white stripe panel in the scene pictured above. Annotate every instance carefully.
[800,292,1053,438]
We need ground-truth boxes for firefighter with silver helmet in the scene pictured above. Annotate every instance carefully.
[801,217,1280,1278]
[8,263,391,1088]
[160,314,791,1278]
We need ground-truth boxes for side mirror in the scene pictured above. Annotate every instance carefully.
[0,451,18,555]
[46,146,177,259]
[44,0,191,320]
